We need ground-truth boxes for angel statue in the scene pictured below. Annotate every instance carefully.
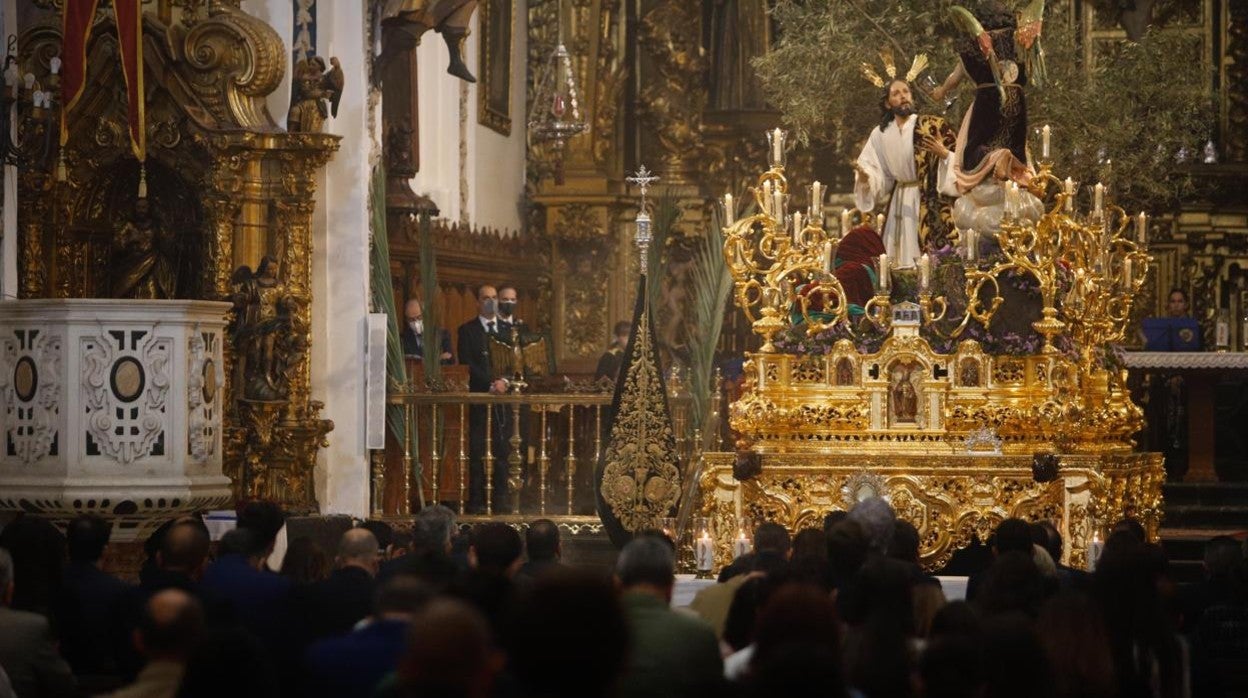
[231,256,304,401]
[287,56,344,133]
[930,0,1046,194]
[379,0,478,82]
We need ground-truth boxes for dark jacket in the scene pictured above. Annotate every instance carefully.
[57,561,132,677]
[298,566,377,641]
[0,606,76,698]
[303,618,408,698]
[457,317,510,392]
[400,324,453,363]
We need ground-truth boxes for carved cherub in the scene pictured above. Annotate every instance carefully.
[287,56,344,133]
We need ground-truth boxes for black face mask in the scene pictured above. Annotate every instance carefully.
[499,301,517,316]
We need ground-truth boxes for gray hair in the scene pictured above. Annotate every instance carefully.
[849,496,896,556]
[616,536,675,588]
[0,547,12,596]
[413,505,457,553]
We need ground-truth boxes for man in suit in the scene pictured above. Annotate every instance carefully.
[57,514,132,684]
[497,285,521,327]
[516,519,563,584]
[400,298,453,363]
[458,285,512,512]
[104,589,203,698]
[0,548,77,698]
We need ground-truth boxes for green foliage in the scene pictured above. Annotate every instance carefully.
[687,208,734,439]
[646,188,683,318]
[752,0,1214,211]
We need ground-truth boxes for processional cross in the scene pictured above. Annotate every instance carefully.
[626,165,660,274]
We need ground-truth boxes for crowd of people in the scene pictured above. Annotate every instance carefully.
[0,498,1244,698]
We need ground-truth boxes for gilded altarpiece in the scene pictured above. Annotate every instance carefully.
[15,4,339,511]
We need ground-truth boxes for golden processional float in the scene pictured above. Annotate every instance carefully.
[699,129,1163,570]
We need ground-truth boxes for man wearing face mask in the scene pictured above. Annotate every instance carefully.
[401,298,454,363]
[496,286,521,327]
[457,285,511,513]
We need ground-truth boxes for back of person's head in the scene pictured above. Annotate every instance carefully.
[616,535,675,590]
[138,588,205,661]
[791,528,828,562]
[1110,518,1146,543]
[373,575,434,618]
[505,569,627,698]
[470,522,523,576]
[0,548,13,605]
[0,513,65,614]
[840,555,915,634]
[1037,591,1116,698]
[976,550,1045,618]
[413,505,456,554]
[929,600,982,639]
[823,510,849,535]
[1032,544,1058,579]
[981,613,1056,698]
[1031,521,1063,564]
[525,519,560,562]
[217,528,262,558]
[159,521,210,576]
[722,574,781,651]
[359,520,394,553]
[888,519,921,565]
[848,496,896,555]
[67,514,112,564]
[338,528,380,572]
[827,518,869,586]
[754,522,792,557]
[1204,535,1244,580]
[921,634,983,698]
[749,583,846,697]
[400,598,498,698]
[991,518,1034,555]
[235,500,284,553]
[279,535,330,584]
[177,626,279,698]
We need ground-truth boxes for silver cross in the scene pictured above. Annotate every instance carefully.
[626,165,660,210]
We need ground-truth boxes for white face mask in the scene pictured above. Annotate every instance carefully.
[409,320,423,334]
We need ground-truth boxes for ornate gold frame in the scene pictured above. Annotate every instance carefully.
[478,0,512,135]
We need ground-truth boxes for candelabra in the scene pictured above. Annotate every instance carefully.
[0,39,60,172]
[722,129,850,352]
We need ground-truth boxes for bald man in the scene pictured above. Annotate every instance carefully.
[300,529,381,641]
[401,298,453,363]
[106,589,203,698]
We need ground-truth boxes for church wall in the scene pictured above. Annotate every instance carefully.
[309,2,374,518]
[411,3,527,233]
[241,0,293,128]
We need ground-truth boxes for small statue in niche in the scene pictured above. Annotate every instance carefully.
[890,361,920,424]
[112,196,176,299]
[288,56,344,133]
[960,358,980,387]
[836,357,854,386]
[231,256,304,401]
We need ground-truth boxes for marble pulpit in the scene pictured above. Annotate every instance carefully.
[0,300,234,539]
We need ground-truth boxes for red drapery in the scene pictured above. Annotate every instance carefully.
[59,0,100,145]
[112,0,145,162]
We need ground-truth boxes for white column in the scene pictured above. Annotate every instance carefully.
[311,1,372,517]
[1,0,17,300]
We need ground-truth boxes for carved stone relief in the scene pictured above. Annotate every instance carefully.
[0,328,62,465]
[80,329,172,465]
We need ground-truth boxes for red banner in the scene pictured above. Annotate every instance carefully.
[113,0,145,162]
[60,0,100,145]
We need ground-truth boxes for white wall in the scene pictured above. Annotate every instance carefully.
[411,2,527,231]
[312,2,375,517]
[242,0,292,129]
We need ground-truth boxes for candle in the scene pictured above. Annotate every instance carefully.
[49,56,61,76]
[792,211,803,243]
[762,181,773,216]
[823,241,834,274]
[811,180,823,214]
[1136,212,1147,244]
[841,208,851,234]
[965,228,978,262]
[771,127,784,165]
[1041,124,1051,159]
[1087,532,1104,572]
[695,531,715,572]
[773,187,785,220]
[878,253,890,291]
[1064,177,1075,212]
[723,193,734,226]
[732,530,751,559]
[919,253,931,291]
[876,213,885,232]
[1123,257,1133,286]
[1094,182,1104,213]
